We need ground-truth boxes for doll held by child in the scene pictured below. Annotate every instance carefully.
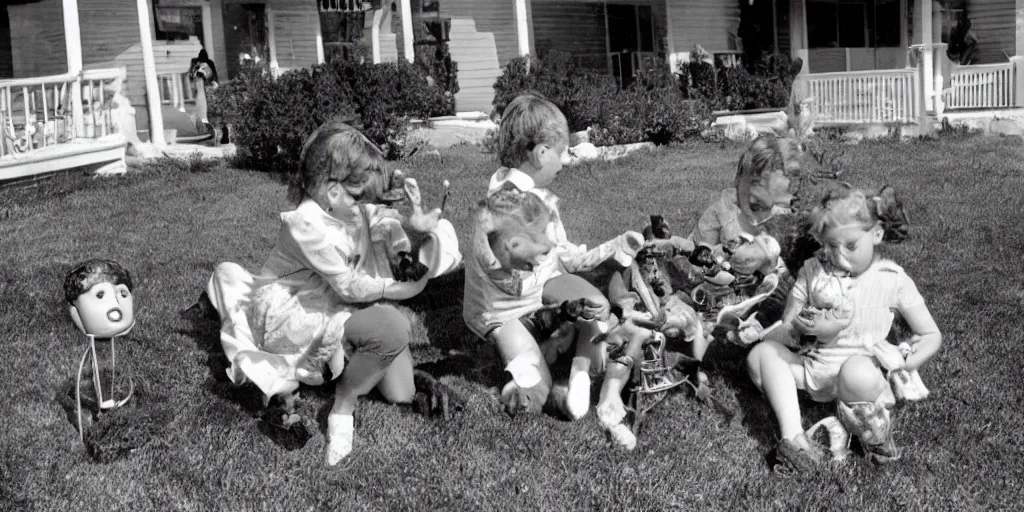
[203,120,464,466]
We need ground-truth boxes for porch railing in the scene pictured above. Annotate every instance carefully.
[0,68,127,158]
[944,62,1016,110]
[798,68,919,124]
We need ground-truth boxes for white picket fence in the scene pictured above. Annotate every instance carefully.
[945,62,1016,110]
[798,68,919,124]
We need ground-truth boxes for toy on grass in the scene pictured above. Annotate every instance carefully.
[56,259,169,462]
[64,259,137,442]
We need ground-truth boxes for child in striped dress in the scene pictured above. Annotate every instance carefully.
[746,186,942,472]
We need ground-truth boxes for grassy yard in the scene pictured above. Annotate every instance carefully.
[1,135,1022,511]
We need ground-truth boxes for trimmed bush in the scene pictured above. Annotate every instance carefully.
[679,49,801,112]
[208,57,457,171]
[492,51,710,146]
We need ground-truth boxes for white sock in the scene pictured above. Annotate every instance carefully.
[565,372,591,420]
[325,414,355,466]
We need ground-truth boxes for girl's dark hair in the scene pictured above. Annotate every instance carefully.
[289,118,391,205]
[63,259,133,304]
[735,135,801,220]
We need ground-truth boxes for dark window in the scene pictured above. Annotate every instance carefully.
[153,1,204,43]
[807,0,901,49]
[637,5,654,53]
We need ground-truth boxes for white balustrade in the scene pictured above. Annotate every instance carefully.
[0,68,127,158]
[945,62,1016,110]
[797,68,919,124]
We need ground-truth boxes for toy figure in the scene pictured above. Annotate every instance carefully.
[55,259,170,463]
[63,259,137,438]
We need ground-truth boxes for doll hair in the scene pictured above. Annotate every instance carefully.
[735,135,801,220]
[289,118,398,206]
[807,185,910,243]
[497,93,569,169]
[63,259,133,304]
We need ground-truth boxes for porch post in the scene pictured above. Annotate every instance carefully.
[666,0,677,72]
[315,9,325,64]
[208,0,228,79]
[1017,0,1023,56]
[915,0,935,114]
[267,6,279,74]
[202,3,215,60]
[137,0,165,146]
[790,0,808,74]
[371,8,384,64]
[399,0,414,63]
[62,0,84,138]
[514,0,530,57]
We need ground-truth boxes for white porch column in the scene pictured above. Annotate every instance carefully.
[514,0,530,57]
[399,0,413,63]
[62,0,84,138]
[137,0,165,146]
[915,0,935,113]
[1017,0,1023,56]
[790,0,808,74]
[208,0,228,79]
[315,9,325,64]
[202,2,215,60]
[371,8,385,64]
[665,0,677,72]
[267,6,279,73]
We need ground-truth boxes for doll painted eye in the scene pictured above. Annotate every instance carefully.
[120,290,129,298]
[95,290,105,299]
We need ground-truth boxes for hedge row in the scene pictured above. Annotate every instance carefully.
[208,52,458,171]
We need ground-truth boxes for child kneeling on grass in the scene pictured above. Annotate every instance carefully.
[463,93,644,419]
[746,186,941,472]
[203,120,462,466]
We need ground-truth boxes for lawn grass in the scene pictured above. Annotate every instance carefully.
[1,135,1023,510]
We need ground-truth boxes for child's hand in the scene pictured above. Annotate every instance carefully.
[407,207,442,234]
[794,306,850,341]
[643,236,695,257]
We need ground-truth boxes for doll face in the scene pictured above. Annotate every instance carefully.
[819,224,882,277]
[70,281,135,337]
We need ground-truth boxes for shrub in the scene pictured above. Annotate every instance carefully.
[678,49,800,112]
[591,64,711,146]
[492,52,617,132]
[208,57,456,171]
[493,52,709,146]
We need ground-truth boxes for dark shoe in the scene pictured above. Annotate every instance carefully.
[180,291,218,320]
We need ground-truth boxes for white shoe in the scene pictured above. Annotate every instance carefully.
[565,372,591,420]
[606,423,637,450]
[325,414,354,466]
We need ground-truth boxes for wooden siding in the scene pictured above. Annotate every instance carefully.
[272,8,321,69]
[440,0,517,67]
[667,0,740,54]
[532,2,607,66]
[8,0,67,78]
[448,18,500,113]
[776,0,791,56]
[968,0,1016,63]
[88,39,203,111]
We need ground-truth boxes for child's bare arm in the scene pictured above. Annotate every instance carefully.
[899,302,941,371]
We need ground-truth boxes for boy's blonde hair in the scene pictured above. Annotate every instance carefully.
[808,186,909,242]
[290,119,393,205]
[735,135,801,218]
[497,93,569,169]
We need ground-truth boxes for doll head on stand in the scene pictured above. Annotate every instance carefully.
[64,259,135,339]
